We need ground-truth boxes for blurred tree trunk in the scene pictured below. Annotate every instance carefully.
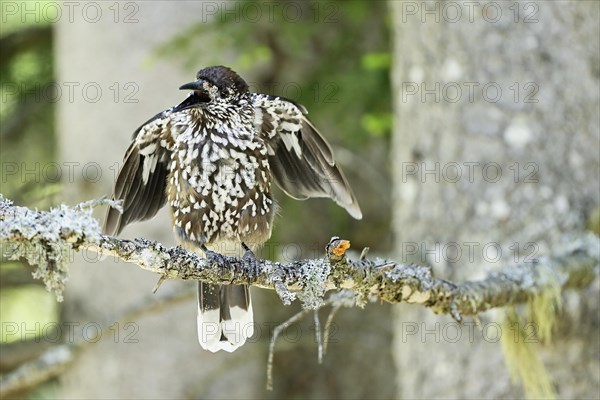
[390,1,599,398]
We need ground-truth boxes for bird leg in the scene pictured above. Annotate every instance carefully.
[241,242,259,283]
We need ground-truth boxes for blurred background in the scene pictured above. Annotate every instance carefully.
[0,1,598,399]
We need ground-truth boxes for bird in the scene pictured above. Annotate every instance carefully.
[104,65,362,352]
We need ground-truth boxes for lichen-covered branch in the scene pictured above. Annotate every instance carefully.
[1,195,598,320]
[0,345,75,397]
[0,287,195,398]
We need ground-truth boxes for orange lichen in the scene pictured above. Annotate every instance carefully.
[332,240,351,256]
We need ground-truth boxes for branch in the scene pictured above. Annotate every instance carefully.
[0,326,61,373]
[0,280,196,397]
[0,345,74,397]
[1,195,598,320]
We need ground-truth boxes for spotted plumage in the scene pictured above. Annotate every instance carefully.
[105,66,362,352]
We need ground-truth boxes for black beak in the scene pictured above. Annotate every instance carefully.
[179,80,204,91]
[173,79,210,112]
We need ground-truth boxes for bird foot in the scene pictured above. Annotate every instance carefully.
[201,246,227,268]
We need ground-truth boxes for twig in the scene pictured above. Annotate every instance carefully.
[0,345,75,397]
[266,308,312,391]
[314,310,323,364]
[265,290,358,390]
[323,305,341,357]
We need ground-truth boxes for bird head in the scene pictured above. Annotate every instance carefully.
[179,66,249,105]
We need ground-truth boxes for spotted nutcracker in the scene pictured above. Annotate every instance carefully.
[105,66,362,352]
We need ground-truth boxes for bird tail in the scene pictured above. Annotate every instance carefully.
[197,282,254,352]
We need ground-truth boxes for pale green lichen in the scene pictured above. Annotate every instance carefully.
[273,278,297,305]
[0,195,111,301]
[529,264,563,343]
[139,246,171,269]
[326,289,360,308]
[501,307,556,399]
[401,284,431,303]
[296,259,330,309]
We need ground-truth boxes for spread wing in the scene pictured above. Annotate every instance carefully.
[104,110,173,236]
[253,94,362,220]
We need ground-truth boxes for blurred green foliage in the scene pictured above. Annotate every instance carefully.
[1,20,56,207]
[0,285,59,343]
[155,0,392,144]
